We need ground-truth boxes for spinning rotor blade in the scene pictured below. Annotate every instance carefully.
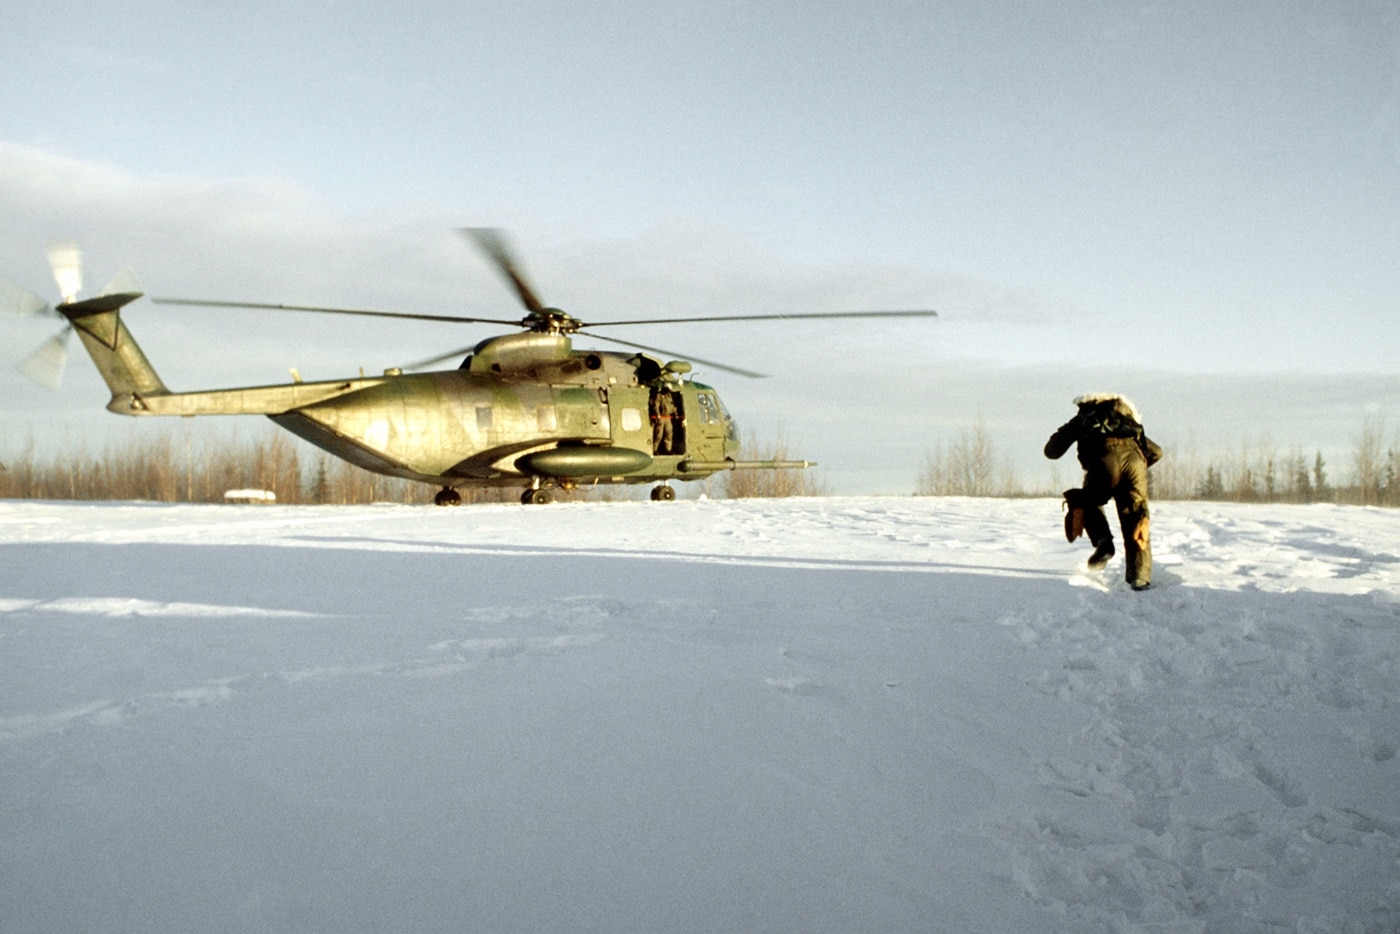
[17,328,72,390]
[580,309,939,327]
[0,277,54,319]
[46,241,83,304]
[400,334,769,378]
[460,227,547,315]
[98,265,144,298]
[152,298,522,328]
[403,344,477,371]
[405,333,769,377]
[578,331,769,379]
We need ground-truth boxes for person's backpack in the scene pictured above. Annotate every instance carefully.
[1079,401,1141,439]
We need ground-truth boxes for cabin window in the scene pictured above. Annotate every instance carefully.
[621,407,644,432]
[537,405,557,431]
[476,406,493,430]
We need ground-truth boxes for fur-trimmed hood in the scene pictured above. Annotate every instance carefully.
[1073,392,1141,423]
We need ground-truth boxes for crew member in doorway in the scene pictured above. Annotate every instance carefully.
[1044,393,1163,590]
[651,384,678,455]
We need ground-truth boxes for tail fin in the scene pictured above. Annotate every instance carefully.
[58,292,170,408]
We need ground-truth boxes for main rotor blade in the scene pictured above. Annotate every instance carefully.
[0,277,54,318]
[460,227,547,315]
[579,309,938,328]
[577,330,769,379]
[403,345,477,371]
[17,327,71,390]
[152,298,521,328]
[406,334,771,378]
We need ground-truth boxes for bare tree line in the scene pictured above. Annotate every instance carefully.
[0,427,826,503]
[916,415,1400,506]
[0,429,472,505]
[915,417,1024,498]
[6,418,1396,505]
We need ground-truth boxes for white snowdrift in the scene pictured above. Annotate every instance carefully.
[1,497,1397,933]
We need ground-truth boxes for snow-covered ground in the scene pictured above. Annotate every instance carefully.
[1,496,1397,933]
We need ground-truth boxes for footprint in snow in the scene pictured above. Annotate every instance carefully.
[765,677,841,702]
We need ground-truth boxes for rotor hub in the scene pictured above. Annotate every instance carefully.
[523,307,583,334]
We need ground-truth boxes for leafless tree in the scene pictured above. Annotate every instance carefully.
[722,432,828,498]
[916,416,1020,496]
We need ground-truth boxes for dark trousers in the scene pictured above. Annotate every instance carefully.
[1066,440,1152,586]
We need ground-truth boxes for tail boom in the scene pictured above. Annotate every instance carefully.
[60,293,169,402]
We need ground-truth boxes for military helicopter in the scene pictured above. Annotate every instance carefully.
[3,230,935,505]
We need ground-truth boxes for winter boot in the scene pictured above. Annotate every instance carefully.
[1126,514,1152,590]
[1087,538,1115,570]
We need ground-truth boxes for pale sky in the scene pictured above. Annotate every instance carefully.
[2,1,1398,493]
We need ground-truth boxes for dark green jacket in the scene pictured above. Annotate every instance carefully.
[1045,400,1163,472]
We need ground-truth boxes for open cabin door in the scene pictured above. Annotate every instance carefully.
[647,383,686,456]
[605,386,654,454]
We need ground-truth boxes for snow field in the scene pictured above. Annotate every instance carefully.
[0,497,1396,932]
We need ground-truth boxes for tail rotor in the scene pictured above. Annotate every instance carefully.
[2,243,144,390]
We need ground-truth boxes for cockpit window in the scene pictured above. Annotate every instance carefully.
[697,392,719,424]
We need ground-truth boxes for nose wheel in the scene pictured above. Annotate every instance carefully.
[521,487,555,505]
[650,484,676,502]
[434,487,462,507]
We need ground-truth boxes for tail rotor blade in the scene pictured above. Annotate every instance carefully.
[18,327,71,390]
[98,265,144,297]
[46,241,83,304]
[0,277,54,319]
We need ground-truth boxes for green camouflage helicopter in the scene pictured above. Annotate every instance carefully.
[4,231,935,505]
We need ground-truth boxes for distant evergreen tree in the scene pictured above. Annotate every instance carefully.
[1291,451,1312,502]
[311,459,330,503]
[1200,464,1225,500]
[1381,449,1399,507]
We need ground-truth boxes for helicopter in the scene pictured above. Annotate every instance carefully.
[3,230,935,505]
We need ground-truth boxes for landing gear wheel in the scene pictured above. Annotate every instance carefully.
[650,485,676,502]
[434,487,462,507]
[523,488,555,505]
